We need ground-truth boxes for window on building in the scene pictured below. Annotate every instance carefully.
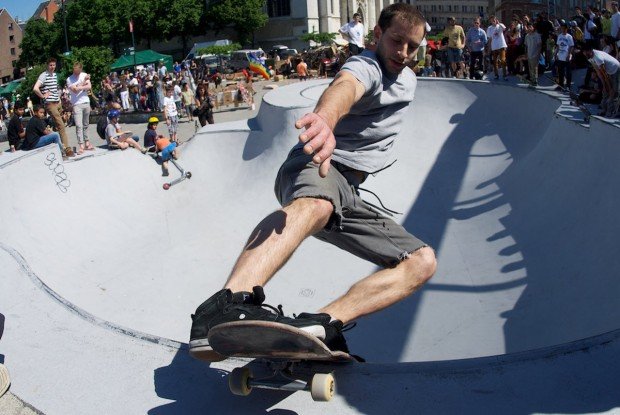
[267,0,290,17]
[438,5,443,11]
[479,6,484,14]
[448,5,452,11]
[8,22,14,30]
[431,5,436,12]
[11,48,16,55]
[431,17,437,23]
[462,5,467,12]
[10,35,15,43]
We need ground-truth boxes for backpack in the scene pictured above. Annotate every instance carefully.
[96,112,108,140]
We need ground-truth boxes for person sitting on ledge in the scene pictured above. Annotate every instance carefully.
[104,109,147,153]
[20,105,65,156]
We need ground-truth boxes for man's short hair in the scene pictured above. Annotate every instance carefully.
[73,61,83,69]
[13,102,24,110]
[447,16,455,22]
[353,13,361,19]
[581,42,594,52]
[47,57,57,64]
[378,3,426,32]
[33,104,44,112]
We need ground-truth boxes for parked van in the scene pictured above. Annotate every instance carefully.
[228,49,265,71]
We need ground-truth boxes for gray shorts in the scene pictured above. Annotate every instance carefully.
[274,148,428,268]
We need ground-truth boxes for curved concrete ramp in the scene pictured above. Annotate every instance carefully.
[1,79,619,414]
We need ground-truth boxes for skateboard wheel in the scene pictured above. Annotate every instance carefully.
[163,183,170,190]
[186,172,192,179]
[310,373,335,402]
[229,367,252,396]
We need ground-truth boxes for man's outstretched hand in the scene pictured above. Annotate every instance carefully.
[295,112,336,178]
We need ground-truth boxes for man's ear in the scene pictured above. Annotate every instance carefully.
[373,25,382,42]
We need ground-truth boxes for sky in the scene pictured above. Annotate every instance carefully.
[4,0,46,22]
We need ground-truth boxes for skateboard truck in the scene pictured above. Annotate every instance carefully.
[229,361,336,402]
[163,159,192,190]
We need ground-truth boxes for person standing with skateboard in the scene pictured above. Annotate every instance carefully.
[189,3,436,362]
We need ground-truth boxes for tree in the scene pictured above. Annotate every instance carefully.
[207,0,268,47]
[15,64,47,105]
[17,18,62,67]
[61,47,115,94]
[62,0,132,55]
[156,0,205,57]
[300,32,338,46]
[196,43,241,56]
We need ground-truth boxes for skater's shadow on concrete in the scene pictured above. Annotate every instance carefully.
[149,348,298,415]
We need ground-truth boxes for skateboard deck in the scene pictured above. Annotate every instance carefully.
[208,321,357,401]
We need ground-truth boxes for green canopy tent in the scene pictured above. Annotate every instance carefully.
[110,50,173,72]
[0,79,22,98]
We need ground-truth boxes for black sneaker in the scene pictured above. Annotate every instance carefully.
[189,286,268,361]
[295,312,352,354]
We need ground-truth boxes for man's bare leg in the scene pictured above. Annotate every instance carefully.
[319,247,436,324]
[224,197,333,293]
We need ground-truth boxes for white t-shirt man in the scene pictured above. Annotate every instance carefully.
[487,23,507,50]
[556,33,574,62]
[589,49,620,75]
[340,19,365,48]
[66,72,90,105]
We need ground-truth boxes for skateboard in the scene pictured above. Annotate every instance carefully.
[208,321,358,401]
[163,158,192,190]
[567,90,592,123]
[543,74,592,122]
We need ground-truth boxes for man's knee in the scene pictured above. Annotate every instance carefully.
[402,246,436,288]
[288,197,333,226]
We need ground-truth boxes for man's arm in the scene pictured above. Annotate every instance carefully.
[295,70,366,177]
[33,77,46,100]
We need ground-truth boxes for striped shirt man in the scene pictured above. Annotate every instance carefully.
[36,71,60,103]
[33,58,74,156]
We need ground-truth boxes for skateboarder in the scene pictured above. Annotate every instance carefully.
[190,3,436,362]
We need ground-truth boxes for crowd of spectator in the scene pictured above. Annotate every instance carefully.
[418,4,619,117]
[2,5,618,157]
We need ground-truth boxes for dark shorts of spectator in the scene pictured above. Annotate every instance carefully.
[349,44,365,55]
[447,48,463,63]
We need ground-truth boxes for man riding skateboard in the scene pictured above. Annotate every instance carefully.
[189,3,436,362]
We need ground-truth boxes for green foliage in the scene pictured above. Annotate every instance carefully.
[196,43,241,56]
[61,47,116,94]
[16,64,47,105]
[300,32,337,45]
[156,0,205,39]
[62,0,132,54]
[207,0,268,46]
[365,29,375,44]
[17,18,62,67]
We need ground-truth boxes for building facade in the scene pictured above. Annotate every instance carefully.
[254,0,399,51]
[0,9,24,84]
[493,0,591,23]
[32,0,61,23]
[416,0,489,31]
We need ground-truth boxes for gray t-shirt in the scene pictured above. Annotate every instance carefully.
[330,51,417,173]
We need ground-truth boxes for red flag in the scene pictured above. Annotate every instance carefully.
[129,19,134,33]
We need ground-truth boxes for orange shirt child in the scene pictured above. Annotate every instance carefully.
[155,135,171,151]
